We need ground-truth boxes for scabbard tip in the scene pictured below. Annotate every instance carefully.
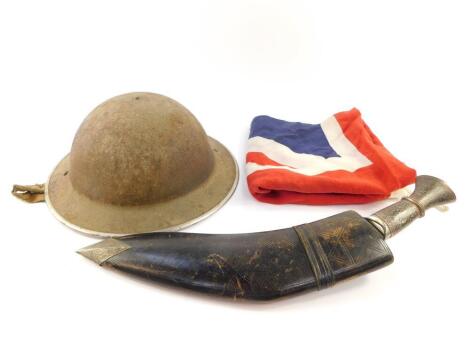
[77,238,131,265]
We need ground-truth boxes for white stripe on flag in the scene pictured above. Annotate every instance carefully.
[246,116,371,176]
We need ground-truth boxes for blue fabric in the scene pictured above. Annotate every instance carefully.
[249,115,339,158]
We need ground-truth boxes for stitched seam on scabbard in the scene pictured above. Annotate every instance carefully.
[294,225,323,290]
[294,225,335,289]
[311,234,335,288]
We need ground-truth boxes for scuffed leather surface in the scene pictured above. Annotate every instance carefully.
[106,211,393,300]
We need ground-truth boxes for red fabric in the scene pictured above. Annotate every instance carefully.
[247,108,416,205]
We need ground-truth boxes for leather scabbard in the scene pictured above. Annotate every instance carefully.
[81,211,393,300]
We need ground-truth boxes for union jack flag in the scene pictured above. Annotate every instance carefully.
[246,108,416,205]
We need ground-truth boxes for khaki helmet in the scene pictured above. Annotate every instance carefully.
[14,92,238,236]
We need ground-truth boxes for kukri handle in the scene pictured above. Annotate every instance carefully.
[367,175,456,239]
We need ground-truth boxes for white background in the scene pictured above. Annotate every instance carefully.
[1,1,469,352]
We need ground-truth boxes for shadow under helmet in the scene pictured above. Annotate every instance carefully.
[45,92,238,236]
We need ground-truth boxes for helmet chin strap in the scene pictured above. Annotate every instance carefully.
[11,183,45,203]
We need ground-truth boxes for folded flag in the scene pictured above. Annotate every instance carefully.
[246,108,416,205]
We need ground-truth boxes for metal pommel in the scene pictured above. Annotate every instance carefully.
[367,175,456,239]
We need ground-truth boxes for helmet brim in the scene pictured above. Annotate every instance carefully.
[45,137,238,237]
